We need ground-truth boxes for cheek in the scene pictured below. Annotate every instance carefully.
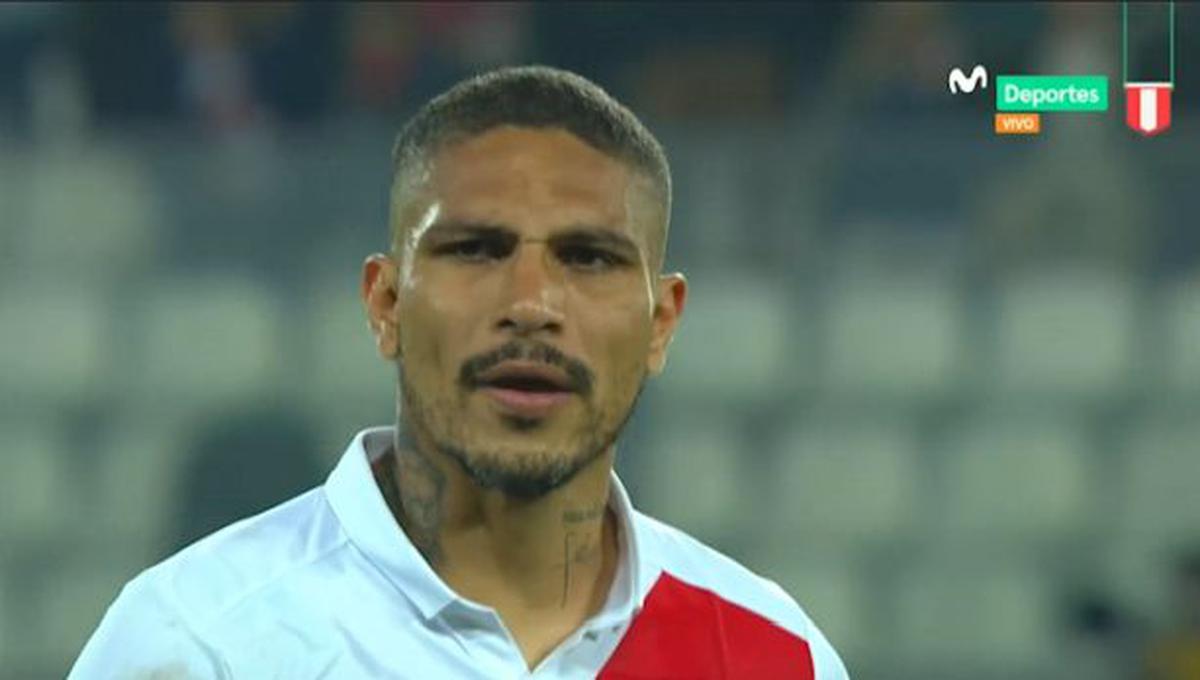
[398,286,473,386]
[580,293,652,395]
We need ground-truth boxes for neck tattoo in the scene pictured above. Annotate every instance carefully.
[375,447,446,566]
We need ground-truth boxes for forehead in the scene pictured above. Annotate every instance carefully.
[426,126,633,226]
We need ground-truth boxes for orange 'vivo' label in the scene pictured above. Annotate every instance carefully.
[994,113,1041,135]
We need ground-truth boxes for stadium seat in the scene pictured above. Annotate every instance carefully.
[30,561,128,671]
[133,274,283,407]
[1097,537,1176,629]
[0,139,15,248]
[656,270,799,404]
[0,571,7,664]
[0,278,109,405]
[1160,277,1200,392]
[990,265,1137,399]
[168,408,325,553]
[1116,417,1200,544]
[92,417,188,554]
[893,557,1053,671]
[635,416,751,546]
[938,411,1092,540]
[23,144,161,276]
[670,137,752,261]
[770,412,920,546]
[306,279,393,406]
[0,421,73,540]
[301,275,395,462]
[1107,413,1199,619]
[821,273,965,400]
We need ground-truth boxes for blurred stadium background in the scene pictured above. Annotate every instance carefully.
[2,3,1198,679]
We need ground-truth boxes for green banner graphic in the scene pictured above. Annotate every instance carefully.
[996,76,1109,112]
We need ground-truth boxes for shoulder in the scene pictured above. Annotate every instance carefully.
[69,573,231,679]
[71,487,346,677]
[140,487,347,628]
[632,510,808,634]
[631,510,851,679]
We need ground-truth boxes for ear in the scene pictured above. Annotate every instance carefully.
[646,272,687,375]
[361,253,401,359]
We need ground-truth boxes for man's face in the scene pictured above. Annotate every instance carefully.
[364,126,685,497]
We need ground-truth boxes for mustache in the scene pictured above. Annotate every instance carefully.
[458,340,594,396]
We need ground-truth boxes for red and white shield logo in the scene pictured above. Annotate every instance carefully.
[1125,82,1173,136]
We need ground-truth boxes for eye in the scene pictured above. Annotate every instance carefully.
[436,238,509,262]
[557,244,625,271]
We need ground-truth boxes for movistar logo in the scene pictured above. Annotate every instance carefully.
[948,65,989,94]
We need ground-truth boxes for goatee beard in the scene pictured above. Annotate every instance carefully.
[396,361,645,499]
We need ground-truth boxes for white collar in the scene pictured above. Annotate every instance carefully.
[323,426,650,631]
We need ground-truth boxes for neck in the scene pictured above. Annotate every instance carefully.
[375,425,620,623]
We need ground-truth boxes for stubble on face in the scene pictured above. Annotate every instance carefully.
[397,339,646,500]
[377,128,665,568]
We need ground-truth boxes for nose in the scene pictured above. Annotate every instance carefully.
[496,241,565,336]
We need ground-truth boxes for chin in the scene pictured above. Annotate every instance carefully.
[456,448,587,499]
[442,431,607,499]
[497,413,549,432]
[467,434,583,468]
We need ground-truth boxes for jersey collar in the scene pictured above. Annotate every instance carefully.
[324,426,650,630]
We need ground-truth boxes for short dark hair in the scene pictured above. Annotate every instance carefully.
[389,65,672,267]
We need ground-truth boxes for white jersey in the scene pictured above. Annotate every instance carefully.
[70,427,849,679]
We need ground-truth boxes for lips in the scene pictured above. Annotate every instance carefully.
[475,361,576,418]
[477,361,572,391]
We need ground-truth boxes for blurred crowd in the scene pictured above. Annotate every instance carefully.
[8,2,1196,274]
[0,4,1192,124]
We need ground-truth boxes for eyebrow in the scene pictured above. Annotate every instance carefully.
[423,221,512,241]
[553,227,641,258]
[425,220,642,258]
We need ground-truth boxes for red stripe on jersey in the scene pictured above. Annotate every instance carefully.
[598,572,815,679]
